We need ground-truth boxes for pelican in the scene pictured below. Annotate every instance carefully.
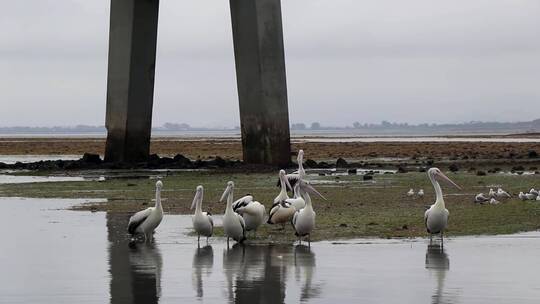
[128,180,164,242]
[278,149,306,191]
[407,189,415,197]
[530,188,539,196]
[496,188,511,198]
[286,182,306,210]
[268,170,296,225]
[424,168,462,245]
[417,189,425,198]
[220,181,246,245]
[475,193,490,204]
[519,192,528,201]
[489,188,496,198]
[291,180,326,246]
[489,198,500,205]
[232,195,266,234]
[191,185,213,245]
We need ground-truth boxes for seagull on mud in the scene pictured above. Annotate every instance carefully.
[423,168,462,246]
[489,198,500,205]
[128,180,164,242]
[496,188,511,199]
[407,189,415,197]
[417,189,425,198]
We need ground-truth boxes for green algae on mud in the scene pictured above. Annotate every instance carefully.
[1,170,540,240]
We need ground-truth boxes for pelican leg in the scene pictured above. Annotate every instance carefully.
[440,231,444,248]
[206,237,209,245]
[197,234,200,245]
[429,234,432,244]
[227,237,230,248]
[308,235,311,248]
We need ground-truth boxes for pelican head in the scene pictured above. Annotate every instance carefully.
[298,149,304,161]
[191,185,204,210]
[156,180,163,190]
[298,180,327,200]
[428,167,461,190]
[278,169,293,190]
[220,181,234,202]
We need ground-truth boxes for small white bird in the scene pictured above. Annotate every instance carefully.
[128,180,164,242]
[519,192,528,201]
[424,168,462,245]
[536,195,540,201]
[291,180,326,246]
[417,189,425,197]
[220,181,246,246]
[191,185,213,245]
[529,188,539,196]
[233,195,266,234]
[496,188,511,199]
[407,189,415,197]
[285,182,306,210]
[489,188,496,198]
[526,192,537,200]
[268,170,296,225]
[475,193,490,204]
[489,198,500,205]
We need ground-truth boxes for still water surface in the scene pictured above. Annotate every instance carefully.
[1,197,540,303]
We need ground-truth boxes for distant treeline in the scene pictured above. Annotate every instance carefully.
[2,119,540,134]
[291,119,540,134]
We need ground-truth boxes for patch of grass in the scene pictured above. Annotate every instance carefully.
[1,170,540,240]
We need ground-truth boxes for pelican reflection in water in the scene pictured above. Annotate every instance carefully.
[221,244,320,303]
[425,244,450,304]
[108,212,162,304]
[192,245,214,298]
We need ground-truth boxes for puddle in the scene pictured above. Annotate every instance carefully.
[1,197,540,303]
[0,174,88,184]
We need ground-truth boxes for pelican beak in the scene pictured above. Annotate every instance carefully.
[437,171,462,190]
[220,184,231,203]
[300,181,327,200]
[285,177,293,192]
[191,187,203,210]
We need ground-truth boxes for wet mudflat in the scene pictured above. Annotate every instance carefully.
[2,197,540,304]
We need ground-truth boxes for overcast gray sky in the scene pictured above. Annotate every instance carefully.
[1,0,539,127]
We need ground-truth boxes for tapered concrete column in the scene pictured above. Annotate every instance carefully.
[104,0,160,163]
[230,0,291,166]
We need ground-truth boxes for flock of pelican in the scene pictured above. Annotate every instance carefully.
[127,150,463,247]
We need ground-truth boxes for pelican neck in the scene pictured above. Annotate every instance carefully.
[429,173,445,208]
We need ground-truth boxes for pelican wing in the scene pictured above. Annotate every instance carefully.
[236,213,246,241]
[232,195,253,212]
[128,207,152,234]
[276,173,300,191]
[205,212,214,229]
[291,211,299,231]
[267,202,280,224]
[236,201,264,216]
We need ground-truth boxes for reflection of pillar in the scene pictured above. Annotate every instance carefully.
[104,0,160,163]
[107,212,160,304]
[230,0,292,166]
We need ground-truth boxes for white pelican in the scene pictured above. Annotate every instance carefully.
[489,198,500,205]
[220,181,246,245]
[278,150,306,191]
[530,188,539,196]
[286,182,306,210]
[417,189,425,198]
[496,188,511,198]
[474,193,490,204]
[268,170,296,225]
[232,194,266,234]
[291,180,326,246]
[191,185,213,245]
[424,168,462,245]
[519,192,528,201]
[489,188,496,198]
[407,189,415,197]
[128,180,164,242]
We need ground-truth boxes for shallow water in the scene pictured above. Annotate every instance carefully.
[0,154,81,164]
[2,197,540,304]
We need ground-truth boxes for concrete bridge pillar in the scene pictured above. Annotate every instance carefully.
[230,0,291,166]
[104,0,159,163]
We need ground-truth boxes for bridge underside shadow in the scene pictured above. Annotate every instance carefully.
[104,0,291,167]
